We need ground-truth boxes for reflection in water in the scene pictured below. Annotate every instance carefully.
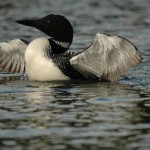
[0,79,149,149]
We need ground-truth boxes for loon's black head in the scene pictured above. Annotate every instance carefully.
[16,14,73,53]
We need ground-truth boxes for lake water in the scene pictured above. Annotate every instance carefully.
[0,0,150,150]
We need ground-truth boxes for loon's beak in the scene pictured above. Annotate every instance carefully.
[16,19,37,28]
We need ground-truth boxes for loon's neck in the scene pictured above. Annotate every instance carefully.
[49,38,71,54]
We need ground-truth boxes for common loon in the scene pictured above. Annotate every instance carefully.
[0,14,141,81]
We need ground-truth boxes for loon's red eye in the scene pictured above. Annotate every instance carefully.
[46,20,54,27]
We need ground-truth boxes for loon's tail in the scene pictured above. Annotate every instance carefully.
[70,33,141,81]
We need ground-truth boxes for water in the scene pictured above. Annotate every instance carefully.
[0,0,150,150]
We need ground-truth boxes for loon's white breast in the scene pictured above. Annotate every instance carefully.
[25,37,70,81]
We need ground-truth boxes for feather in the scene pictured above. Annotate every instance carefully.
[0,39,27,73]
[70,33,141,81]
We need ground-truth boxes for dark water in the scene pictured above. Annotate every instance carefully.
[0,0,150,150]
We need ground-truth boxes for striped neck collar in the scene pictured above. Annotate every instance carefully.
[51,39,70,49]
[48,38,70,54]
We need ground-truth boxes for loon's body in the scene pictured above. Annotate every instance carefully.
[0,14,141,81]
[25,37,84,81]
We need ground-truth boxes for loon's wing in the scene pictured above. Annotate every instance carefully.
[70,33,141,81]
[0,39,28,73]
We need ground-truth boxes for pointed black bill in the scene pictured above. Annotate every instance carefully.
[16,19,37,27]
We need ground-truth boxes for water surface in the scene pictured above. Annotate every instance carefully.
[0,0,150,150]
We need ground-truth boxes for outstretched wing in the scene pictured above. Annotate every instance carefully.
[70,33,141,81]
[0,39,28,73]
